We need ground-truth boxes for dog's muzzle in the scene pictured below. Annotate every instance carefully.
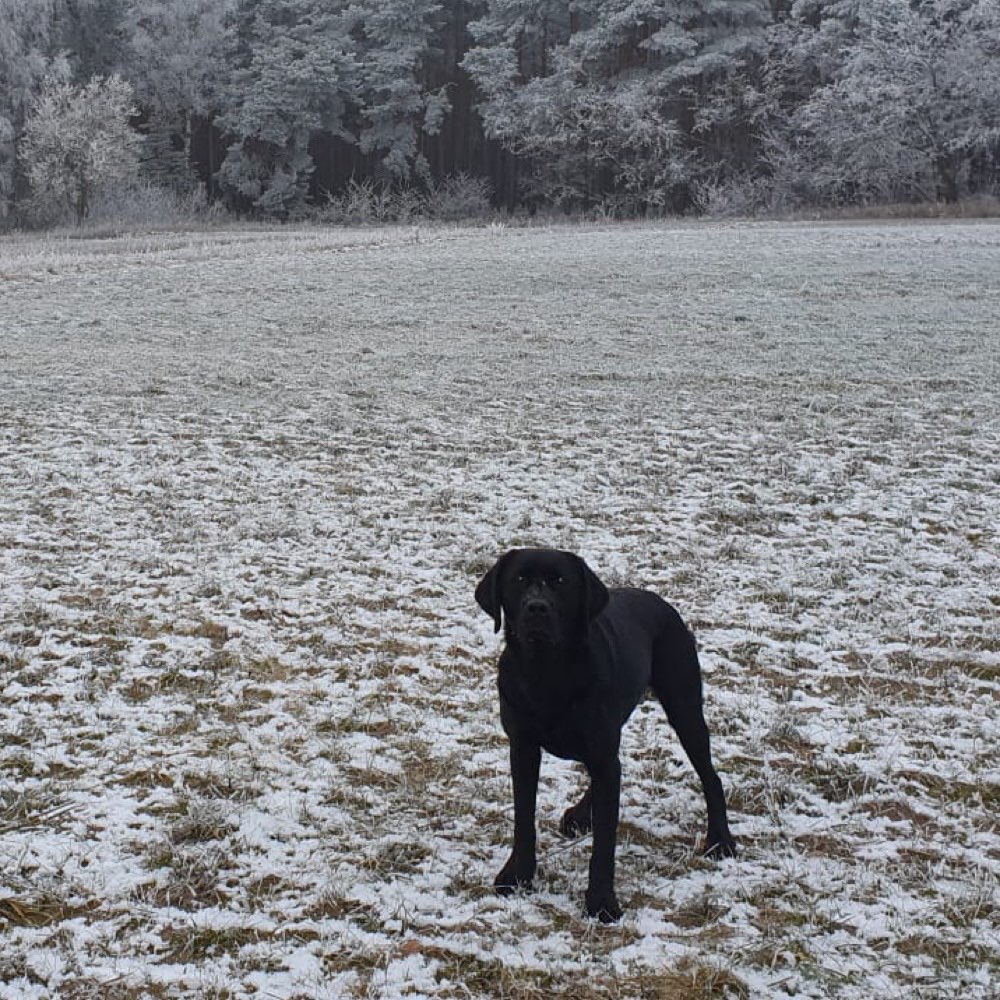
[519,598,557,641]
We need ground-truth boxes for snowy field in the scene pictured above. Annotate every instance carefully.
[1,220,998,999]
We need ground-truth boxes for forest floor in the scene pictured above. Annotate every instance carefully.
[1,219,998,999]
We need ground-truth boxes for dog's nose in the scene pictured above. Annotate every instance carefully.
[524,599,550,618]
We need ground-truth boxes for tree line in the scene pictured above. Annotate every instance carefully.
[2,0,999,224]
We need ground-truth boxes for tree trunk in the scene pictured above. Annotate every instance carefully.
[934,151,960,203]
[76,169,89,224]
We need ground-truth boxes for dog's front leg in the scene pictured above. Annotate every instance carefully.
[495,740,541,895]
[585,755,622,922]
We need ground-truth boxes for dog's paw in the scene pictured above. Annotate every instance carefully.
[494,860,535,896]
[703,835,737,859]
[559,804,593,839]
[585,887,622,924]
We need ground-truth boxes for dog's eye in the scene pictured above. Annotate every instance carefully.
[555,575,565,585]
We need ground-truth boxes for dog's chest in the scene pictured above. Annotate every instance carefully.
[500,672,595,762]
[539,722,589,762]
[519,698,589,761]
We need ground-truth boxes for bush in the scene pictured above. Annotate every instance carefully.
[318,174,493,225]
[318,179,411,225]
[691,174,770,218]
[422,173,492,221]
[12,182,226,235]
[80,183,226,234]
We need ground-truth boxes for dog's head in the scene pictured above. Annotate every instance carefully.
[475,548,609,646]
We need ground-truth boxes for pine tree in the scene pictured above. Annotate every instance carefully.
[465,0,772,210]
[351,0,450,181]
[57,0,132,78]
[217,0,359,215]
[123,0,234,189]
[0,0,69,216]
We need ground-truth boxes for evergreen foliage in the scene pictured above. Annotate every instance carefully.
[351,0,451,180]
[122,0,233,189]
[0,0,70,215]
[217,0,359,215]
[464,0,772,210]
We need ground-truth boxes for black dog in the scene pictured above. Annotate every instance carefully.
[476,548,735,922]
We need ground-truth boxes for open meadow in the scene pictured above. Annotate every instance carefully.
[1,220,998,999]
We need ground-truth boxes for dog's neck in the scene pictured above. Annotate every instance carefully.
[503,629,592,702]
[504,623,573,659]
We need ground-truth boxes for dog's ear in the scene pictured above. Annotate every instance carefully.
[475,551,513,633]
[573,554,610,621]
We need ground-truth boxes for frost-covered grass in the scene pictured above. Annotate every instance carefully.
[1,220,998,999]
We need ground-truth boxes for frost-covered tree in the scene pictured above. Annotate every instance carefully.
[123,0,235,189]
[6,0,998,220]
[19,75,143,223]
[764,0,1000,205]
[817,0,1000,202]
[350,0,451,181]
[0,0,69,217]
[465,0,772,210]
[217,0,359,215]
[57,0,131,78]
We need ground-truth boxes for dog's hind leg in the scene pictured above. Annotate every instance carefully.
[650,624,736,857]
[559,785,593,838]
